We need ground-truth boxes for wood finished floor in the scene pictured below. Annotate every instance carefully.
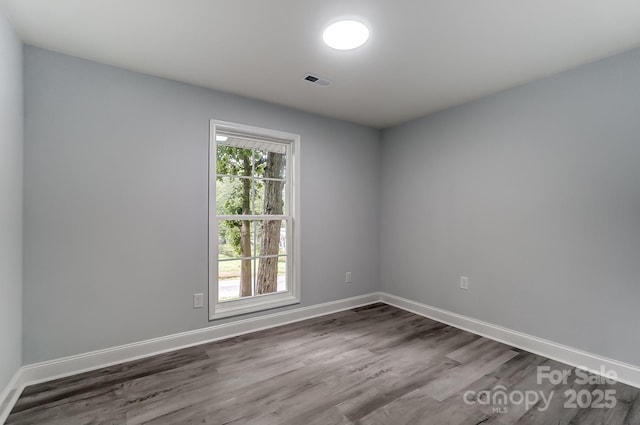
[7,304,640,425]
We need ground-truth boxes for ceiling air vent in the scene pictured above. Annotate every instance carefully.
[304,74,331,87]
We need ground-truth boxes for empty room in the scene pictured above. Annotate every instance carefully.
[1,1,640,424]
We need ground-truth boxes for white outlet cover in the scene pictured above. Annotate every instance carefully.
[460,276,469,290]
[193,293,204,308]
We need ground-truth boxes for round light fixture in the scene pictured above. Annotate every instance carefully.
[323,20,369,50]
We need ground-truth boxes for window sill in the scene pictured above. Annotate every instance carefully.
[209,293,300,320]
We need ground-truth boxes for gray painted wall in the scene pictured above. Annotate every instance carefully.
[0,11,23,390]
[23,46,381,363]
[380,47,640,365]
[22,41,640,368]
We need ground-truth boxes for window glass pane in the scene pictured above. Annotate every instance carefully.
[253,149,286,179]
[283,184,287,215]
[255,256,287,294]
[255,220,286,256]
[216,144,253,177]
[277,256,287,292]
[216,176,252,215]
[252,179,264,215]
[253,181,285,215]
[218,258,255,301]
[218,219,255,259]
[279,221,287,256]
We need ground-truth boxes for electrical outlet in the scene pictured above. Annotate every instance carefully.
[460,276,469,290]
[193,293,204,308]
[345,272,352,283]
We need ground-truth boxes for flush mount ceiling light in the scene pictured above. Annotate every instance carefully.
[323,20,369,50]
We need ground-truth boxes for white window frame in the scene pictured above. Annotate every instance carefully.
[209,119,301,319]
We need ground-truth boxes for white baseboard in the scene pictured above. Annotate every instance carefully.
[0,369,22,425]
[3,291,640,423]
[379,292,640,389]
[0,292,381,424]
[20,293,382,386]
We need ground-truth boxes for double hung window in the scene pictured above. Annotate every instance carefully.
[209,120,299,319]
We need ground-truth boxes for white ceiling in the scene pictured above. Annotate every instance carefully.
[2,1,640,128]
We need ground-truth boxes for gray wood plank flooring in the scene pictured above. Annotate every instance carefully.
[6,304,640,424]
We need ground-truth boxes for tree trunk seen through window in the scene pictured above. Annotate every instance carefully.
[257,152,285,294]
[239,154,252,298]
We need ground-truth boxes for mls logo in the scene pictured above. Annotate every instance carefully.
[492,407,509,414]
